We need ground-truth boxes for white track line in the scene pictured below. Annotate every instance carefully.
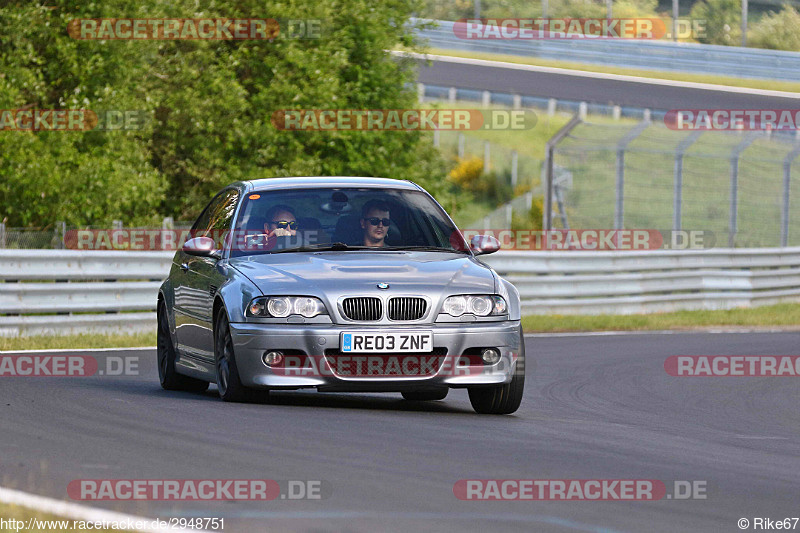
[0,346,155,355]
[525,328,800,337]
[0,486,206,533]
[395,50,800,100]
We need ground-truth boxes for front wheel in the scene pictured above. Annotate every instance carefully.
[157,303,208,393]
[214,312,267,403]
[467,330,525,414]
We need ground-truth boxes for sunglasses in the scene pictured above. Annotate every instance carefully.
[365,217,391,227]
[270,220,298,230]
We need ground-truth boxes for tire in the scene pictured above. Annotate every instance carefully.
[214,311,267,403]
[402,389,449,402]
[467,328,526,415]
[157,303,209,393]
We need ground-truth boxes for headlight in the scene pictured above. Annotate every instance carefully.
[247,296,327,318]
[441,295,507,317]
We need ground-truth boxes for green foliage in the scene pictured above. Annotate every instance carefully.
[0,0,447,226]
[511,196,543,231]
[689,0,740,45]
[748,5,800,51]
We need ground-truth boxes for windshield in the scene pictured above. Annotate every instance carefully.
[229,187,469,258]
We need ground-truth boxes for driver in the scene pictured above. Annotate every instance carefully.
[264,204,298,238]
[360,200,391,248]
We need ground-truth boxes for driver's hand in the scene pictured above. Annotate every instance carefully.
[269,227,294,237]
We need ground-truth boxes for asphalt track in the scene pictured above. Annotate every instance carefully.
[415,57,800,110]
[2,332,800,532]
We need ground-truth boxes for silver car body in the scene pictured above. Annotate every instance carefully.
[159,177,523,393]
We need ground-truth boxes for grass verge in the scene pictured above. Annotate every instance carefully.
[522,303,800,333]
[0,332,155,352]
[420,47,800,94]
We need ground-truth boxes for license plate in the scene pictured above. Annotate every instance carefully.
[340,331,433,353]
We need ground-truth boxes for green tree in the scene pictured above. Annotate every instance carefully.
[748,5,800,51]
[689,0,740,45]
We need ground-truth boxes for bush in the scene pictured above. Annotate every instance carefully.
[748,5,800,51]
[690,0,741,45]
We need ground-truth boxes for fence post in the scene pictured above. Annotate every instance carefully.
[673,131,703,232]
[433,129,440,147]
[483,141,491,172]
[457,133,465,158]
[544,115,582,230]
[613,120,650,229]
[448,87,457,104]
[511,150,518,188]
[417,83,425,103]
[526,191,533,210]
[55,221,66,249]
[0,222,5,249]
[728,133,757,247]
[781,144,800,246]
[482,90,491,107]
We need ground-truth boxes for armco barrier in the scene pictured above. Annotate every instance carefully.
[415,19,800,82]
[2,248,800,336]
[482,248,800,314]
[0,250,173,337]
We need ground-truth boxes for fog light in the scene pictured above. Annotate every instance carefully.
[481,348,501,365]
[263,351,284,366]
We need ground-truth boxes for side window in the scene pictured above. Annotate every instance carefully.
[192,189,239,237]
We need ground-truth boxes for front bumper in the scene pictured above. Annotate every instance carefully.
[229,321,522,391]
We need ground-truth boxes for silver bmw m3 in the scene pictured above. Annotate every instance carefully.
[157,177,525,414]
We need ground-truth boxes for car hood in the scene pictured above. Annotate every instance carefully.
[229,251,496,296]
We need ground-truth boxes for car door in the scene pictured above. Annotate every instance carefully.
[173,189,239,360]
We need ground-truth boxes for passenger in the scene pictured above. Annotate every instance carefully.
[360,200,391,248]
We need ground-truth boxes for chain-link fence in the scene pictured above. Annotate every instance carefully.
[0,219,194,249]
[548,120,800,247]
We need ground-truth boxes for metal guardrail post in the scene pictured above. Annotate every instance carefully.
[544,115,582,231]
[417,83,425,103]
[673,131,703,231]
[614,120,650,229]
[728,133,758,247]
[448,87,457,104]
[781,144,800,246]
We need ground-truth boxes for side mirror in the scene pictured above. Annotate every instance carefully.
[182,236,221,259]
[470,234,501,256]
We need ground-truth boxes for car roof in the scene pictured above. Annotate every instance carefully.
[239,176,422,192]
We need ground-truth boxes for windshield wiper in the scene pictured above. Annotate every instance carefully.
[383,246,470,254]
[267,242,368,253]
